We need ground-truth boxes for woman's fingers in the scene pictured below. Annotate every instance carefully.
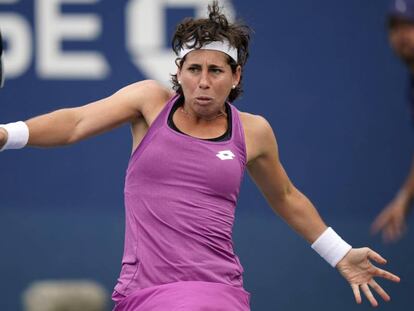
[352,280,391,306]
[369,279,390,302]
[373,267,401,283]
[361,283,378,307]
[367,249,387,265]
[351,284,362,304]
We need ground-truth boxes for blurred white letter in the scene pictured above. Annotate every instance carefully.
[126,0,235,86]
[36,0,109,79]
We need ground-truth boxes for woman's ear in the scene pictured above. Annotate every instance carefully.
[176,69,182,85]
[176,62,182,81]
[233,65,242,87]
[175,58,183,78]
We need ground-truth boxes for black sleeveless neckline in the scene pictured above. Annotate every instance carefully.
[167,96,232,142]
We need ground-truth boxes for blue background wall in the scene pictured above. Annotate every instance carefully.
[0,0,412,310]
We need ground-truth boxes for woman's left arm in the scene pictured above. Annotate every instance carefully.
[245,115,400,306]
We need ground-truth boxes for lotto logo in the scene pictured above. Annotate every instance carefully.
[216,150,235,160]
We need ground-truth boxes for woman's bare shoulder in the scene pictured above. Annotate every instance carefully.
[238,110,277,163]
[238,111,273,137]
[120,80,174,104]
[114,80,175,117]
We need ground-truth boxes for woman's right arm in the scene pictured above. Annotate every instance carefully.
[0,80,171,149]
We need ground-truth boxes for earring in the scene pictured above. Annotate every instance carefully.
[232,85,236,89]
[178,80,182,85]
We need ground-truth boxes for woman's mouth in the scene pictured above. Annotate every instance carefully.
[195,96,213,104]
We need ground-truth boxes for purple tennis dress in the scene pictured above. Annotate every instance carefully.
[113,94,251,310]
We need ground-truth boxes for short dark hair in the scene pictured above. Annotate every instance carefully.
[388,15,414,29]
[170,1,252,102]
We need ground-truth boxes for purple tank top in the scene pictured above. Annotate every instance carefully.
[113,95,250,310]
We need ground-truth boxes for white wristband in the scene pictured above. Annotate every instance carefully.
[311,227,352,267]
[0,121,29,152]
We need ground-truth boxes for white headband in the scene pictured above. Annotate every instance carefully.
[178,39,238,63]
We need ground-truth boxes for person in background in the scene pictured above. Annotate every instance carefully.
[372,0,414,242]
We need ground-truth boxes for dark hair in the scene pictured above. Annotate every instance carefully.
[388,15,414,29]
[170,1,252,102]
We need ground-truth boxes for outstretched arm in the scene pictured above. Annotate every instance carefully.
[371,154,414,242]
[245,115,326,242]
[245,115,400,307]
[0,80,171,149]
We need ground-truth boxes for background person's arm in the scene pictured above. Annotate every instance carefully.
[371,154,414,242]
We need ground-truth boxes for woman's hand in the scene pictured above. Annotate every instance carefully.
[336,247,400,307]
[0,127,7,149]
